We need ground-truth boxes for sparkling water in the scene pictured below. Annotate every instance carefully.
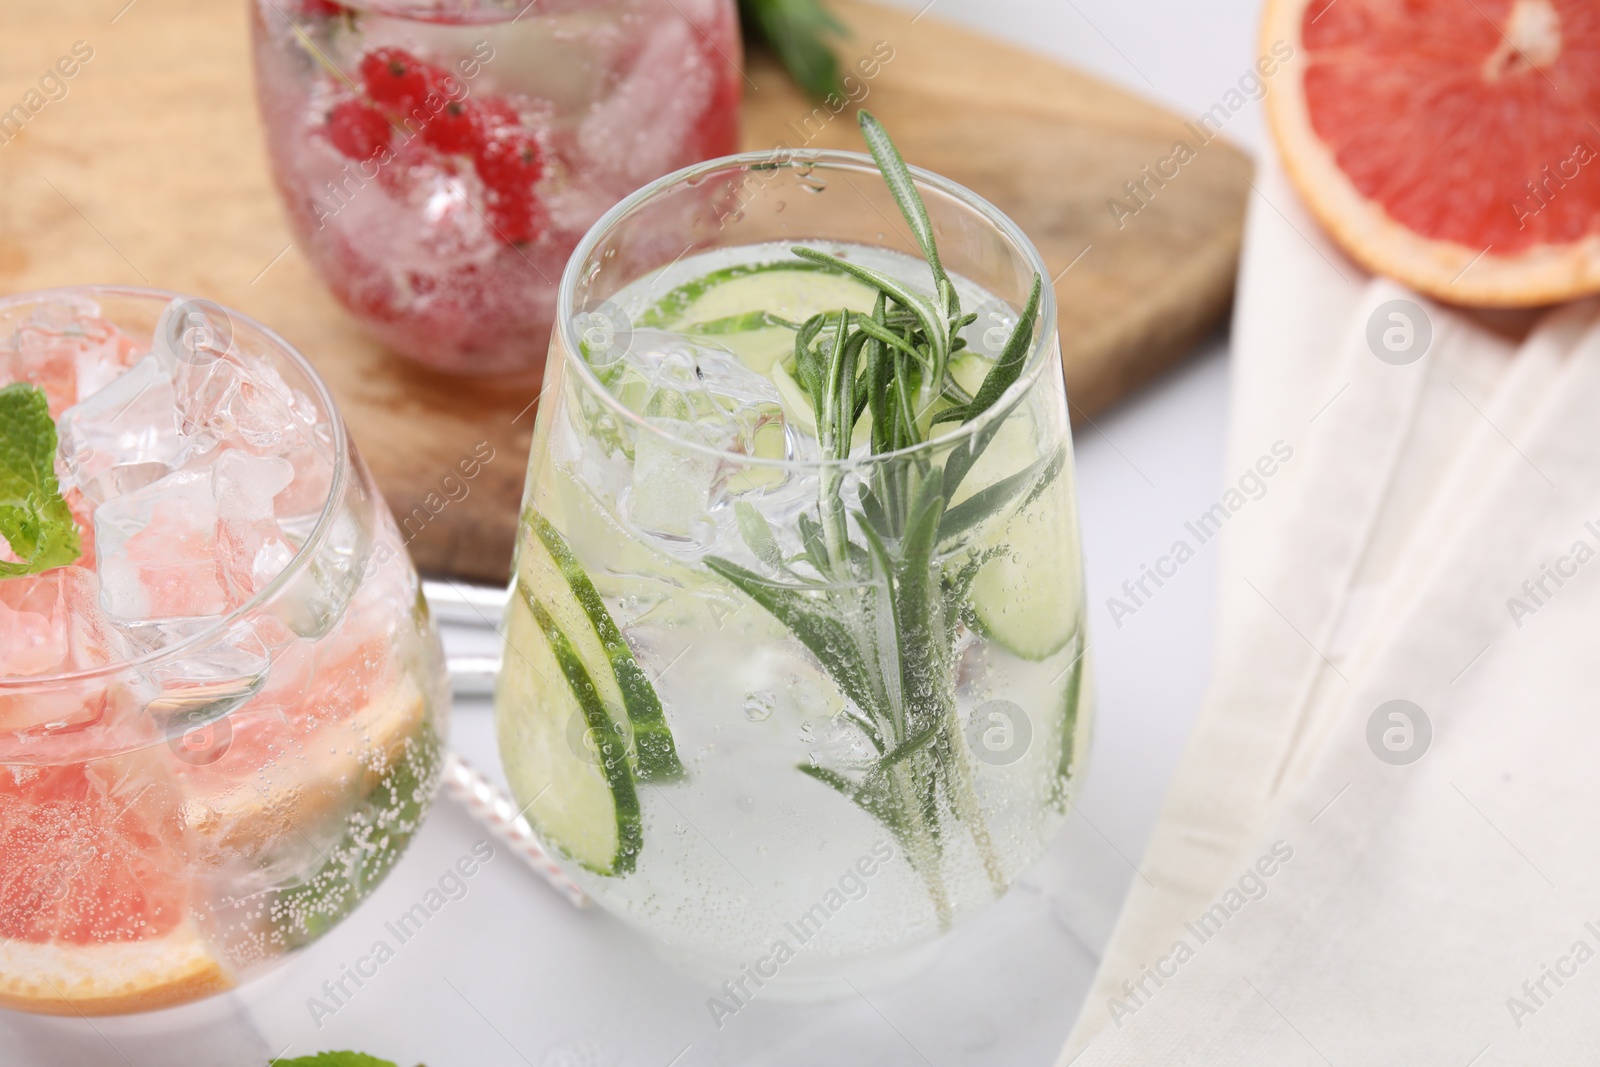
[501,243,1091,992]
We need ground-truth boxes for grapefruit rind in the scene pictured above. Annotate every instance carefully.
[1262,0,1600,307]
[179,669,430,850]
[0,923,232,1016]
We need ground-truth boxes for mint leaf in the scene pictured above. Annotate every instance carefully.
[0,383,80,577]
[269,1053,401,1067]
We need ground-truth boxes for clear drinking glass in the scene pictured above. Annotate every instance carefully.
[495,150,1091,992]
[0,287,448,1015]
[249,0,742,376]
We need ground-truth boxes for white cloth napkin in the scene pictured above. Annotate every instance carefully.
[1059,153,1600,1063]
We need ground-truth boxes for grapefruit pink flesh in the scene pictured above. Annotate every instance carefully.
[0,761,189,946]
[1298,0,1600,256]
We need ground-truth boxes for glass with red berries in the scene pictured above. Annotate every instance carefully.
[250,0,742,376]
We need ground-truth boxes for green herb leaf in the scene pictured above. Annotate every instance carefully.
[701,115,1053,926]
[849,311,925,363]
[938,444,1063,546]
[791,311,836,405]
[0,383,81,578]
[790,248,948,356]
[795,510,832,573]
[740,0,848,100]
[857,482,889,533]
[703,555,884,722]
[799,762,907,833]
[1055,644,1086,789]
[857,110,945,284]
[965,273,1043,420]
[942,544,1005,647]
[684,310,800,335]
[269,1053,402,1067]
[734,500,785,570]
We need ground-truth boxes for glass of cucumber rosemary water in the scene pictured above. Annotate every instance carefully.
[496,114,1090,995]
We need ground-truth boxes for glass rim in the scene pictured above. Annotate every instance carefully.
[0,284,352,690]
[555,148,1062,474]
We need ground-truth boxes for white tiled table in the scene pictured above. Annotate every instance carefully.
[0,2,1258,1061]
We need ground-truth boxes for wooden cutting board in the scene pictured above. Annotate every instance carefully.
[0,0,1250,583]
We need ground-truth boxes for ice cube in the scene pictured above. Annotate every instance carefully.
[627,416,720,541]
[0,567,120,678]
[253,379,336,539]
[95,466,229,647]
[94,448,304,649]
[608,329,796,521]
[143,616,272,745]
[214,450,297,601]
[153,297,242,453]
[3,299,144,415]
[577,18,715,193]
[263,501,366,640]
[56,354,188,503]
[228,351,302,451]
[611,332,787,454]
[0,567,127,735]
[272,426,336,542]
[150,298,336,533]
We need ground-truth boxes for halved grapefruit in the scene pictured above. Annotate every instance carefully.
[1264,0,1600,305]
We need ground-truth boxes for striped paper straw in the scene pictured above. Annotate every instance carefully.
[441,750,588,909]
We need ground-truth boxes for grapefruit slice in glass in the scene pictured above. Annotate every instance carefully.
[0,758,232,1015]
[1263,0,1600,305]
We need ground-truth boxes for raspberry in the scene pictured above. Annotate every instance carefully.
[474,131,543,196]
[327,100,391,163]
[422,99,480,155]
[360,48,434,113]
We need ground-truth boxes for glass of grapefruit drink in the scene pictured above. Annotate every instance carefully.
[0,287,448,1016]
[249,0,743,377]
[494,115,1091,994]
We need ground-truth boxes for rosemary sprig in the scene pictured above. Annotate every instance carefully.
[740,0,849,100]
[704,111,1051,923]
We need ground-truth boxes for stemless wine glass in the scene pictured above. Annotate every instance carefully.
[494,149,1092,993]
[0,287,448,1016]
[249,0,742,376]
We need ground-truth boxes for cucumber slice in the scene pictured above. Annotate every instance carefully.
[521,508,684,781]
[1050,644,1091,810]
[949,350,996,397]
[1057,644,1088,783]
[643,261,880,375]
[675,312,801,378]
[769,361,873,449]
[497,581,642,876]
[966,458,1080,661]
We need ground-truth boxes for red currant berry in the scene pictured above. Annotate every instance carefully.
[294,0,347,16]
[327,100,391,163]
[360,48,432,113]
[476,97,522,136]
[422,99,481,155]
[487,193,546,246]
[474,131,544,195]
